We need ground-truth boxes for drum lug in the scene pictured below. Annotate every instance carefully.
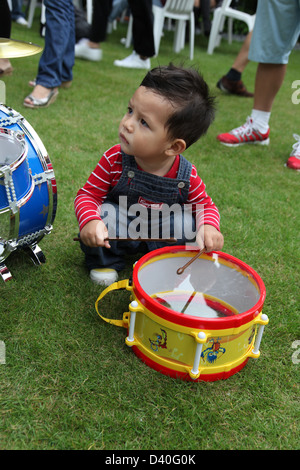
[125,300,139,345]
[23,243,46,265]
[189,331,207,380]
[250,313,269,358]
[0,263,12,282]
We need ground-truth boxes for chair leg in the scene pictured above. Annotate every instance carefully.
[227,17,233,44]
[189,12,195,60]
[125,14,133,48]
[153,7,164,56]
[174,19,185,53]
[207,7,222,54]
[86,0,93,24]
[27,0,37,29]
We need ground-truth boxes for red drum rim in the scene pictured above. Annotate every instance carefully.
[132,246,266,330]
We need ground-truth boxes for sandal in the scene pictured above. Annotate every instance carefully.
[23,88,59,109]
[0,66,14,76]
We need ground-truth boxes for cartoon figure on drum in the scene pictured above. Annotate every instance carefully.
[74,64,224,286]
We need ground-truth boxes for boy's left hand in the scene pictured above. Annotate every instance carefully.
[196,224,224,252]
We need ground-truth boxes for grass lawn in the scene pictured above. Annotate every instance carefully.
[0,12,299,451]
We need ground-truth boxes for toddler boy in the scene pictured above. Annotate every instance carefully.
[75,64,224,285]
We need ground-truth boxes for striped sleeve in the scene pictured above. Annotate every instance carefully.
[187,165,220,231]
[74,145,122,230]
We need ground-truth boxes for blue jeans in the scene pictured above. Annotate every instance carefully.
[11,0,26,20]
[36,0,75,88]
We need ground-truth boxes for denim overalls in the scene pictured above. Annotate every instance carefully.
[81,152,196,272]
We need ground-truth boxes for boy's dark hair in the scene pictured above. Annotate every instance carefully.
[140,63,216,148]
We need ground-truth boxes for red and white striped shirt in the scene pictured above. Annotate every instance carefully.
[74,145,220,231]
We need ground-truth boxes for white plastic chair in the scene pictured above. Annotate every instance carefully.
[26,0,44,29]
[126,0,195,60]
[207,0,256,55]
[85,0,93,24]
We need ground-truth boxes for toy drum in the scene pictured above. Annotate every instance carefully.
[96,246,268,382]
[0,104,57,279]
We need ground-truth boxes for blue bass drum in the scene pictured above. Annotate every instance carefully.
[0,104,57,281]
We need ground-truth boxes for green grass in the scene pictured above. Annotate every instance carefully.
[0,13,299,450]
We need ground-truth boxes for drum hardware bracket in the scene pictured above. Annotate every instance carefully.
[2,166,18,214]
[33,169,55,185]
[23,244,46,265]
[0,114,22,128]
[4,239,18,253]
[16,224,53,247]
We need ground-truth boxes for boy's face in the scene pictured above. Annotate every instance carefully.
[119,86,175,166]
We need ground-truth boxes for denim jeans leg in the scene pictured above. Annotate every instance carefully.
[61,14,75,83]
[80,201,130,272]
[80,240,127,272]
[36,0,75,88]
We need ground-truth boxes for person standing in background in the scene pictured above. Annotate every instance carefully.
[23,0,75,109]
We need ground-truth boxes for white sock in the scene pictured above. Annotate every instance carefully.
[251,109,271,134]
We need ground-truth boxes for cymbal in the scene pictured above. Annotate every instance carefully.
[0,38,43,58]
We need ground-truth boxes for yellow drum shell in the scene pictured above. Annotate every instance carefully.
[95,247,268,382]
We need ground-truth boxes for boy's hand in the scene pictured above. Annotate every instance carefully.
[196,225,224,252]
[79,220,111,248]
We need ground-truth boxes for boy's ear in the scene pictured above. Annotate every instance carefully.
[166,138,186,156]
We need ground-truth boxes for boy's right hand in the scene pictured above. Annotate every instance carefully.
[79,220,111,249]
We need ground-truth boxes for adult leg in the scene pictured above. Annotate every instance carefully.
[0,0,11,36]
[253,63,287,112]
[36,0,75,88]
[217,31,254,97]
[75,0,112,61]
[217,0,300,148]
[232,31,252,74]
[114,0,154,68]
[0,0,13,75]
[128,0,155,58]
[24,0,75,107]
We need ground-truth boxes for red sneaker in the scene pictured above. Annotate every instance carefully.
[217,117,270,147]
[286,134,300,170]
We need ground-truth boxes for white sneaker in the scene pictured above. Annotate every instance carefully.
[114,51,150,70]
[16,16,28,26]
[75,39,102,62]
[90,268,118,286]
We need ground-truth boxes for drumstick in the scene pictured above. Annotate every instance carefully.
[177,248,205,275]
[181,291,197,314]
[73,236,177,243]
